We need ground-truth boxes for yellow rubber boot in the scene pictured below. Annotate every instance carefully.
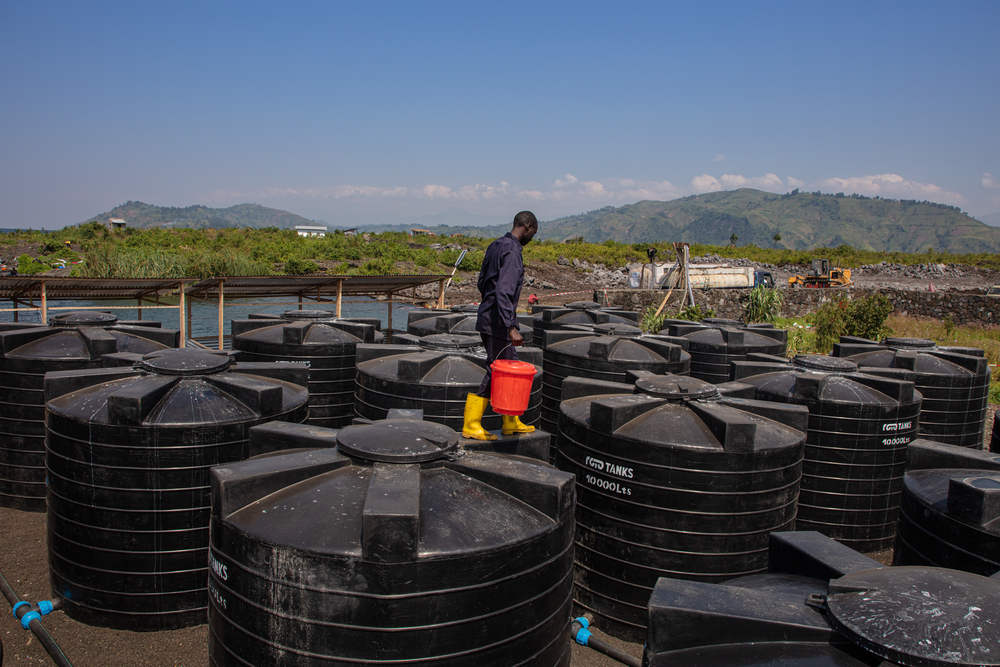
[501,414,535,435]
[462,393,497,441]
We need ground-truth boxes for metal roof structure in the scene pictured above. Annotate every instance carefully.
[0,274,453,348]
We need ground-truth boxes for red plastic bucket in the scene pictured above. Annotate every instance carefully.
[490,359,537,415]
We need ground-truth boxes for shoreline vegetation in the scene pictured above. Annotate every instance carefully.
[1,222,1000,279]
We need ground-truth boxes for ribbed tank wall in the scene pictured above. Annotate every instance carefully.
[44,349,309,630]
[354,335,543,433]
[539,329,690,458]
[231,311,380,428]
[556,376,807,641]
[406,311,535,344]
[893,440,1000,577]
[662,321,788,384]
[727,355,921,552]
[0,312,179,511]
[833,336,991,449]
[208,419,576,666]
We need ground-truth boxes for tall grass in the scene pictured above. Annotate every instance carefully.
[77,246,188,278]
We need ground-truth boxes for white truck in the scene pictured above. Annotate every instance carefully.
[632,264,775,290]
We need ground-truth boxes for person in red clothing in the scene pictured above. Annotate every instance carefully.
[462,211,538,440]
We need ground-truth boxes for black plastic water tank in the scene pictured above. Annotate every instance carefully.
[539,327,691,451]
[532,302,639,347]
[44,349,309,630]
[722,354,922,553]
[661,320,788,384]
[354,334,544,433]
[557,375,808,640]
[893,439,1000,577]
[644,530,1000,667]
[231,310,381,428]
[993,412,999,452]
[833,336,991,449]
[207,418,576,666]
[405,309,535,343]
[0,312,179,511]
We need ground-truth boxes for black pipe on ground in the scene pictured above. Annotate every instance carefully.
[572,616,642,667]
[0,569,74,667]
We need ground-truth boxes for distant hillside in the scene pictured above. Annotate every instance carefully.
[531,190,1000,253]
[82,201,320,230]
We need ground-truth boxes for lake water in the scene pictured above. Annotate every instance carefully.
[0,296,422,341]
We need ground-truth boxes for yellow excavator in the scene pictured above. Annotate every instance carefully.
[789,259,853,288]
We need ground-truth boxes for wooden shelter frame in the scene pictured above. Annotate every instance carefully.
[0,274,452,348]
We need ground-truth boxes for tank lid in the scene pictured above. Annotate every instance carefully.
[702,318,741,326]
[792,354,857,372]
[449,304,480,312]
[138,349,233,375]
[49,311,118,327]
[883,337,936,349]
[418,334,481,351]
[336,418,459,462]
[593,323,641,338]
[827,566,1000,666]
[564,301,601,309]
[281,309,335,320]
[636,375,719,401]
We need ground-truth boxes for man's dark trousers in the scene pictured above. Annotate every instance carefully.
[475,333,518,397]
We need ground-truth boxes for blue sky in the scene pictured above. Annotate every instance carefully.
[2,1,999,229]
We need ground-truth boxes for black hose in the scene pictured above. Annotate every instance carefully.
[0,569,74,667]
[571,616,642,667]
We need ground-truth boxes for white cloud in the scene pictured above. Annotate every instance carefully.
[713,154,727,162]
[983,173,999,189]
[209,171,966,215]
[813,173,964,204]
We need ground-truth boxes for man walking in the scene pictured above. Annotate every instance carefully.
[462,210,538,440]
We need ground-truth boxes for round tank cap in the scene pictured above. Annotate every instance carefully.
[50,311,118,327]
[593,323,641,338]
[565,301,601,309]
[418,334,481,351]
[826,566,1000,666]
[139,349,233,375]
[883,337,936,349]
[281,310,335,320]
[702,317,741,327]
[336,419,459,462]
[636,375,719,401]
[793,354,857,372]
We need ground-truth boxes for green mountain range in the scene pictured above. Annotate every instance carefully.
[532,189,1000,253]
[84,190,1000,253]
[83,201,318,230]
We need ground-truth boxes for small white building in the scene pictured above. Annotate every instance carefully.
[108,217,127,230]
[295,225,328,237]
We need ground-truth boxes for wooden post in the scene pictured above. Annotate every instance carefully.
[336,280,343,318]
[217,280,225,350]
[178,284,186,348]
[39,282,47,324]
[137,297,142,321]
[186,295,193,343]
[12,298,17,323]
[436,278,446,309]
[387,291,393,343]
[298,293,303,310]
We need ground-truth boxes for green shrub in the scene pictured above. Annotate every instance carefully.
[15,254,50,275]
[811,295,850,353]
[639,306,667,333]
[843,293,894,341]
[284,258,320,275]
[743,287,783,324]
[671,304,715,321]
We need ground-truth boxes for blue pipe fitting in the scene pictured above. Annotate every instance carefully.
[12,601,30,617]
[572,616,592,646]
[37,600,54,615]
[19,610,41,629]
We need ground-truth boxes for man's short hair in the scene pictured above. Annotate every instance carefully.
[513,211,538,228]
